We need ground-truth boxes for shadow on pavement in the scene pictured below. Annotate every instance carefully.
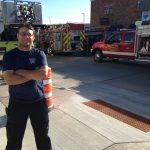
[0,115,7,128]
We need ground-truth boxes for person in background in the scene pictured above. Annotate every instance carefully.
[2,22,52,150]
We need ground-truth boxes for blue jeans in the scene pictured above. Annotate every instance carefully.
[5,98,52,150]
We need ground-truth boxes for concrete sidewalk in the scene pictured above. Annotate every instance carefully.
[1,84,150,149]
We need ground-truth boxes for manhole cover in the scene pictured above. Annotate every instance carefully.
[83,100,150,132]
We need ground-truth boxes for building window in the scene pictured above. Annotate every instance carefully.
[104,5,113,15]
[137,0,150,10]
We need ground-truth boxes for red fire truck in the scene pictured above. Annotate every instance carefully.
[35,23,86,55]
[91,22,150,63]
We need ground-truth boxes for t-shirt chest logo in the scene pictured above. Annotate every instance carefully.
[29,58,36,64]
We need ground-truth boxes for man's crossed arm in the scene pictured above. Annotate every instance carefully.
[3,66,48,85]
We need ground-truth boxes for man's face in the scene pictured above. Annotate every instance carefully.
[17,27,35,47]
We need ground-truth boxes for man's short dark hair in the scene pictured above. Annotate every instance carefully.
[18,22,34,33]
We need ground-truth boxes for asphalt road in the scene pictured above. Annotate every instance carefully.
[1,55,150,118]
[47,56,150,119]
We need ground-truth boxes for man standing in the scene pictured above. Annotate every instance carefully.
[2,23,52,150]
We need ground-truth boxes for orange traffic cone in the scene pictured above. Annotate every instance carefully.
[43,67,54,109]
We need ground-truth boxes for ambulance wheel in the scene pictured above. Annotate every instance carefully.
[94,50,103,62]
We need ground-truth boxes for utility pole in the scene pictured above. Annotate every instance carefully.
[49,16,51,24]
[82,13,85,23]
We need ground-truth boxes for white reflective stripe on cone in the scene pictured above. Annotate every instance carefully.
[43,79,52,84]
[44,92,52,98]
[48,104,54,109]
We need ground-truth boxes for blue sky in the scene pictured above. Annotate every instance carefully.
[38,0,91,24]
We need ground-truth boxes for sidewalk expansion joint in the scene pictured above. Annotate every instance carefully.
[55,107,114,143]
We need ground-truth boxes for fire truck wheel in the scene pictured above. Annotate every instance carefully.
[94,50,103,63]
[47,47,54,56]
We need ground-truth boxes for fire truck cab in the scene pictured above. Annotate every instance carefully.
[91,21,150,63]
[91,30,135,62]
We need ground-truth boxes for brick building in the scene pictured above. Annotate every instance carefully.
[90,0,150,31]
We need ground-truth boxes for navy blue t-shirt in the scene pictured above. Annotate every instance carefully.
[2,48,48,102]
